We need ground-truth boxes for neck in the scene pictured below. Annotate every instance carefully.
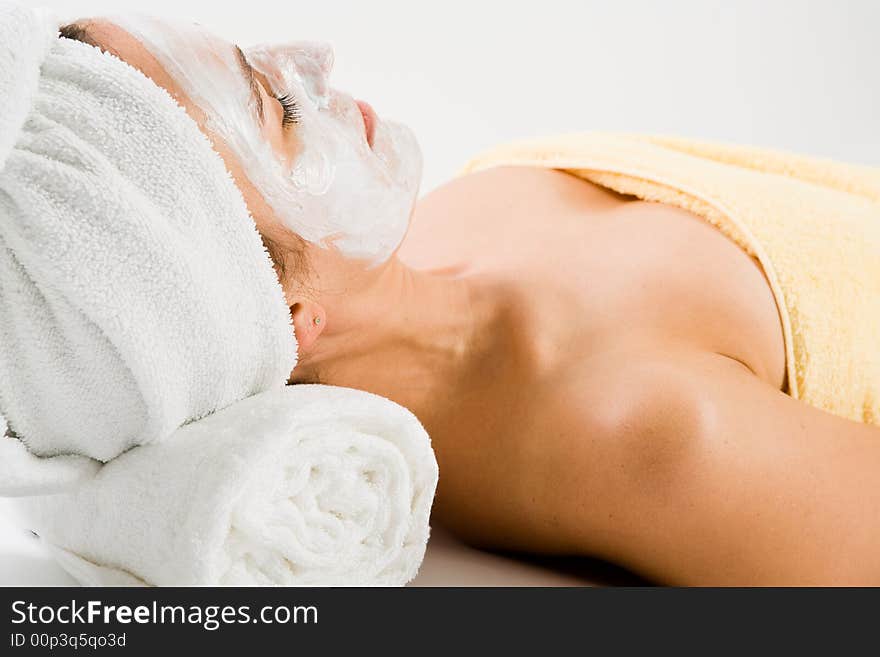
[296,257,507,428]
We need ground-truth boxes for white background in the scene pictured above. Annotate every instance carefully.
[20,0,880,192]
[3,0,879,584]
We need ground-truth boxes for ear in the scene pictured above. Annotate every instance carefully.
[290,301,326,353]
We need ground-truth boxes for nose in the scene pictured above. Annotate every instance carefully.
[279,42,334,107]
[246,41,335,107]
[292,42,334,98]
[300,41,334,77]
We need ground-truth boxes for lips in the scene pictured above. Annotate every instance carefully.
[355,99,377,148]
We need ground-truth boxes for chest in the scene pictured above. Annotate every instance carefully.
[400,165,786,390]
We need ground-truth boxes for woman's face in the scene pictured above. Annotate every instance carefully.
[106,15,422,266]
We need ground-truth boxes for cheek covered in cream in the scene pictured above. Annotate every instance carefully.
[112,15,422,265]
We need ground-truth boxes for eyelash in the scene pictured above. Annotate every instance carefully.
[275,93,301,127]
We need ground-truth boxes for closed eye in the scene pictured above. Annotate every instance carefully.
[276,93,300,128]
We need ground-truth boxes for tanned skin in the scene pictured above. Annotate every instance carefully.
[85,20,880,585]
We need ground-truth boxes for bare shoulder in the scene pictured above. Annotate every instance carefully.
[521,344,880,583]
[516,345,748,491]
[438,343,739,549]
[530,342,877,477]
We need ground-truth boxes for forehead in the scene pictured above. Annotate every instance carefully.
[78,19,286,243]
[82,18,246,123]
[82,20,198,114]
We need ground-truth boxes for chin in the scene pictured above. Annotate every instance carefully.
[374,119,423,196]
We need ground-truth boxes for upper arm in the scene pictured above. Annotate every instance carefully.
[567,349,880,585]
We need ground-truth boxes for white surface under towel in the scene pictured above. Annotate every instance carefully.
[13,384,439,586]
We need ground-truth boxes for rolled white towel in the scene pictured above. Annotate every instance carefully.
[15,385,439,586]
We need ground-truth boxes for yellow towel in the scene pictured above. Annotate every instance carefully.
[459,132,880,426]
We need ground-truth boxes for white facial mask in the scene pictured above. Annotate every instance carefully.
[111,15,422,265]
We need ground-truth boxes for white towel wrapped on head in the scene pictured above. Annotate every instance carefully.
[0,2,296,494]
[16,384,439,586]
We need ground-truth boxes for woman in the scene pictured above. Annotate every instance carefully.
[56,16,880,585]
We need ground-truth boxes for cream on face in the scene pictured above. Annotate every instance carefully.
[111,15,422,264]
